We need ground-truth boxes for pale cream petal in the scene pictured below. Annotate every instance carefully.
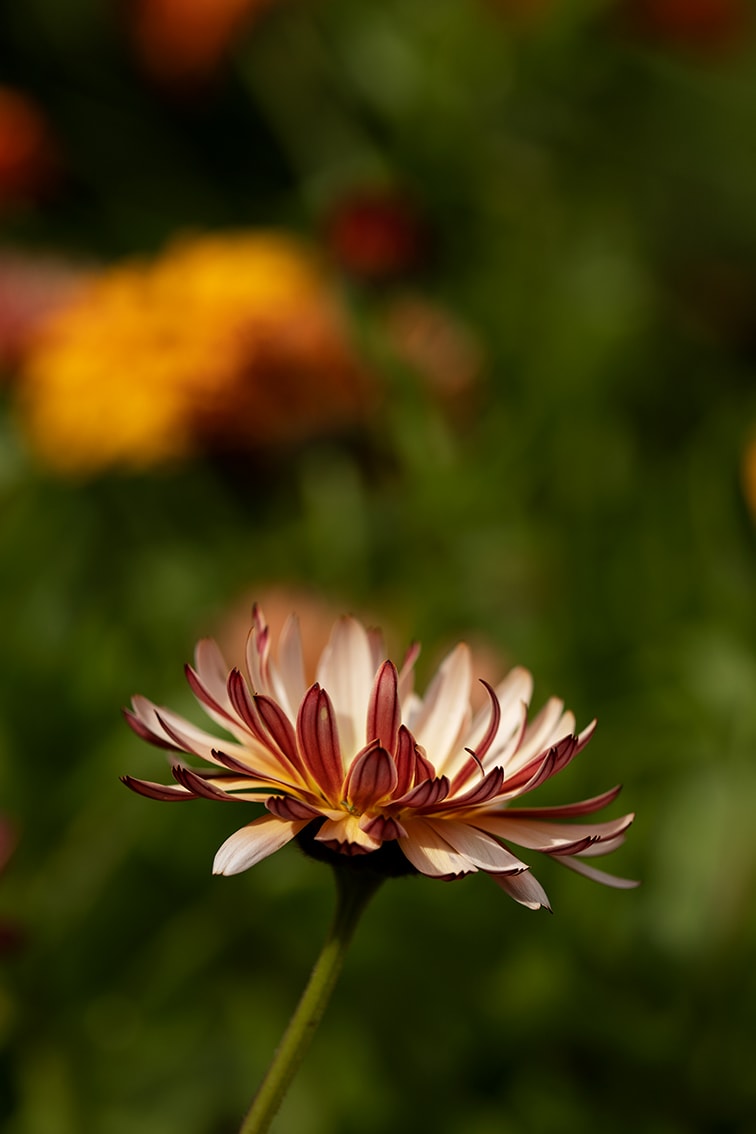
[315,617,375,758]
[212,815,306,875]
[428,819,527,874]
[398,816,478,877]
[412,644,473,773]
[194,638,232,709]
[502,698,575,773]
[558,855,640,888]
[474,813,634,853]
[489,869,552,911]
[268,614,306,720]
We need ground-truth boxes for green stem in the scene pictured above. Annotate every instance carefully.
[238,867,383,1134]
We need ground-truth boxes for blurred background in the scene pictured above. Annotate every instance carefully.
[1,0,756,1131]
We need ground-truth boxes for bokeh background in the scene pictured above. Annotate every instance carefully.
[2,0,756,1131]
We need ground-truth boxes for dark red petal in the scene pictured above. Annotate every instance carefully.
[184,664,235,727]
[171,765,236,801]
[120,774,195,801]
[446,767,505,810]
[266,796,322,821]
[344,745,398,809]
[450,680,502,792]
[253,694,303,770]
[393,725,415,797]
[361,814,408,841]
[296,684,343,799]
[395,775,450,809]
[122,707,179,751]
[366,660,400,752]
[413,744,436,784]
[227,669,268,744]
[504,785,623,819]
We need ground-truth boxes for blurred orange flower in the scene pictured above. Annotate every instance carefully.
[742,434,756,521]
[0,87,58,208]
[130,0,276,84]
[16,231,373,474]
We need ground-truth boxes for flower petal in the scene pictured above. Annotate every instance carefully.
[366,660,401,753]
[344,745,398,810]
[430,819,527,874]
[558,855,640,888]
[398,817,478,877]
[296,684,344,800]
[316,616,375,758]
[212,814,306,875]
[413,643,472,773]
[120,775,194,801]
[488,869,552,911]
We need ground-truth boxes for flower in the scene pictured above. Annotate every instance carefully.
[123,607,636,910]
[0,87,59,209]
[16,231,373,474]
[324,187,428,282]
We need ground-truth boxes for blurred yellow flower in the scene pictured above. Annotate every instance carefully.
[16,232,372,474]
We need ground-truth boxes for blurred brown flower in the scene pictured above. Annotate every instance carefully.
[0,87,59,208]
[615,0,751,56]
[15,230,374,474]
[324,187,428,282]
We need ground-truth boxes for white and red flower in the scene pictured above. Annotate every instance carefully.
[123,607,635,910]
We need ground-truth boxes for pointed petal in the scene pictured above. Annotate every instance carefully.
[296,684,344,800]
[273,614,307,714]
[489,869,552,911]
[253,694,302,770]
[212,814,305,875]
[558,855,640,888]
[474,812,634,854]
[316,617,375,758]
[120,775,194,801]
[503,785,623,818]
[392,724,416,798]
[413,643,473,773]
[366,660,400,753]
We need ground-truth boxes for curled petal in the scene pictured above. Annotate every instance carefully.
[171,765,238,801]
[121,775,194,801]
[344,745,398,810]
[445,767,504,810]
[266,796,323,821]
[122,706,178,751]
[393,725,416,798]
[395,776,450,810]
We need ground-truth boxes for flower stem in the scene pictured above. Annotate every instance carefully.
[238,867,383,1134]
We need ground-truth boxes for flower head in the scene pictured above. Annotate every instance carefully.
[123,608,636,910]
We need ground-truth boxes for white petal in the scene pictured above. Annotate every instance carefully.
[412,644,473,773]
[316,617,375,758]
[474,813,634,853]
[212,815,306,875]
